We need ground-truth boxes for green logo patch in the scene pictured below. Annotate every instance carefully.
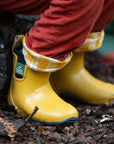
[15,62,25,76]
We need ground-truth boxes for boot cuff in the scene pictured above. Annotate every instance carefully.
[74,31,104,52]
[23,37,72,72]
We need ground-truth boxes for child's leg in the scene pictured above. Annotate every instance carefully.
[92,0,114,32]
[0,0,49,15]
[91,0,114,64]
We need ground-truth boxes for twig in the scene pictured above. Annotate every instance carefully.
[18,106,38,130]
[0,106,39,141]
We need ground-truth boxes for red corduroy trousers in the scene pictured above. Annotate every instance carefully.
[0,0,114,60]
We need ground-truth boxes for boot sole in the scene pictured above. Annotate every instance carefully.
[32,117,79,125]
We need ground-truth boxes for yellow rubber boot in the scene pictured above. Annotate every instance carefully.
[50,52,114,104]
[8,36,78,125]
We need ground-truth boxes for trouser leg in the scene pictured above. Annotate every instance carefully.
[0,0,49,15]
[91,0,114,32]
[0,0,114,61]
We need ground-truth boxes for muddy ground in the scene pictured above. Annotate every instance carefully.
[0,13,114,144]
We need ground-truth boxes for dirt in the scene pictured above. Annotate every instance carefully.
[0,13,114,144]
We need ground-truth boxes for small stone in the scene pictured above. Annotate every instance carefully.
[86,108,91,115]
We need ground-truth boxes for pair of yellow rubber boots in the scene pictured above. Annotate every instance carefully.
[8,36,114,125]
